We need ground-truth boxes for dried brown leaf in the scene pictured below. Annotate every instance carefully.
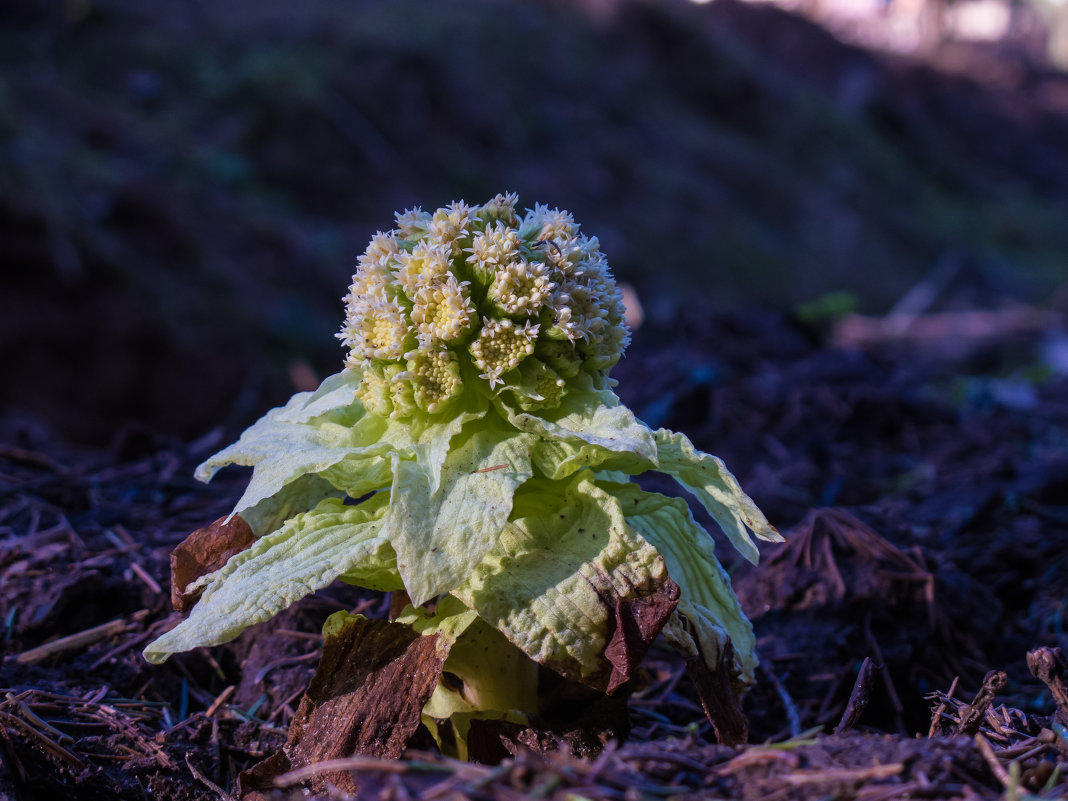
[170,515,256,613]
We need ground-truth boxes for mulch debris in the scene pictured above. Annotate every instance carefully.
[2,306,1067,799]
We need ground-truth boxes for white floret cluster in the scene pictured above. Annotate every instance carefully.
[338,193,631,418]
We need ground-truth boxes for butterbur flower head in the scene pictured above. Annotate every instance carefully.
[338,194,631,418]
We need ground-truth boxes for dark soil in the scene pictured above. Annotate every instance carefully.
[2,304,1067,799]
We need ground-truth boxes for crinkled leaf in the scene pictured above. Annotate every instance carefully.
[239,473,343,537]
[452,474,675,691]
[652,429,782,565]
[386,419,534,606]
[196,407,387,519]
[496,388,657,479]
[607,481,757,684]
[143,496,399,663]
[274,367,365,423]
[498,392,776,566]
[196,379,487,522]
[195,370,366,484]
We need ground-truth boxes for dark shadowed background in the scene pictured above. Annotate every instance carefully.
[3,0,1067,443]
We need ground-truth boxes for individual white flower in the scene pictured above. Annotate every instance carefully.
[522,203,576,243]
[466,222,521,271]
[477,192,519,226]
[469,318,539,388]
[410,274,475,345]
[395,241,452,297]
[395,207,431,240]
[488,259,555,318]
[429,201,472,252]
[349,297,410,361]
[358,230,402,270]
[541,236,589,281]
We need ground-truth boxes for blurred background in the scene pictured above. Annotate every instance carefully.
[2,0,1067,443]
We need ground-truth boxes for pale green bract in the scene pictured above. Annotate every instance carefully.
[144,194,782,746]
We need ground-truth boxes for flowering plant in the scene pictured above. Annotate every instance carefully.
[145,193,780,750]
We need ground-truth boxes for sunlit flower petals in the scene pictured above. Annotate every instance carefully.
[489,259,555,318]
[358,230,402,270]
[350,297,409,361]
[522,203,576,243]
[410,275,475,345]
[345,267,391,308]
[429,201,472,251]
[395,207,431,240]
[470,318,539,388]
[395,242,452,297]
[466,222,522,271]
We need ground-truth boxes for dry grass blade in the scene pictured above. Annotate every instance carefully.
[273,755,457,787]
[185,752,239,801]
[0,709,87,771]
[973,734,1011,788]
[13,619,129,664]
[782,763,904,786]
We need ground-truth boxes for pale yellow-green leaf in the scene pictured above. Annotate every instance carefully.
[239,473,342,536]
[143,495,398,664]
[496,388,657,479]
[652,428,782,565]
[452,474,669,687]
[194,369,365,484]
[608,481,757,684]
[386,418,535,606]
[274,367,364,424]
[196,408,391,520]
[196,380,487,524]
[399,598,536,761]
[394,594,479,650]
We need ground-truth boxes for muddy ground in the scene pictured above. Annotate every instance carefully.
[2,304,1067,800]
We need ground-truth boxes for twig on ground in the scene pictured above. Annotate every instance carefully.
[186,751,239,801]
[205,686,235,718]
[973,733,1011,789]
[12,618,130,665]
[928,675,959,737]
[956,671,1007,736]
